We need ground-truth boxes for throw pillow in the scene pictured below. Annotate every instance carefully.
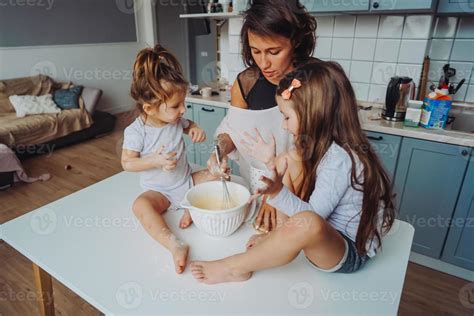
[8,94,61,117]
[53,85,83,110]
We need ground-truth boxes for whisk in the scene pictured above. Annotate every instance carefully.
[214,143,235,209]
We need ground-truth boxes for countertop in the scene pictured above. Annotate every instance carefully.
[186,95,474,148]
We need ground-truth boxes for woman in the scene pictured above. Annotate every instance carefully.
[208,0,319,232]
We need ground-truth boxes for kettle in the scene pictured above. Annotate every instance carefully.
[383,76,416,121]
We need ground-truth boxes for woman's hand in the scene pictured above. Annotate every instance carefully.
[240,128,276,166]
[253,200,277,233]
[207,152,230,179]
[249,160,287,202]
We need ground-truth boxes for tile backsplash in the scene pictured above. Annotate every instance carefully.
[221,15,474,104]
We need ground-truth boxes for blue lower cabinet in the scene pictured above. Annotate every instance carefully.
[370,0,435,11]
[194,105,227,166]
[366,131,402,180]
[441,153,474,270]
[183,103,196,164]
[394,138,470,258]
[438,0,474,13]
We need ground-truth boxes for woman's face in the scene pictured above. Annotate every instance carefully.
[248,31,295,84]
[277,95,299,138]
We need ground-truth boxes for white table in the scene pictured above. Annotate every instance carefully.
[1,171,414,316]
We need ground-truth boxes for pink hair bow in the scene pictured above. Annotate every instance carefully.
[281,79,302,100]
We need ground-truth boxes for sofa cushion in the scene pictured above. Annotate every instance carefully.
[81,87,102,114]
[53,85,83,110]
[9,94,61,117]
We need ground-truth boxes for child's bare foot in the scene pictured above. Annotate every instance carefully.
[170,243,189,274]
[190,259,252,284]
[246,233,269,249]
[179,209,193,229]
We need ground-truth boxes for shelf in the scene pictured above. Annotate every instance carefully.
[179,13,241,19]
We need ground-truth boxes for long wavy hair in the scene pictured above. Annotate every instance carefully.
[276,61,396,256]
[131,44,188,115]
[241,0,317,68]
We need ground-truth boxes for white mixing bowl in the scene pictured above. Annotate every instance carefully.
[181,181,255,237]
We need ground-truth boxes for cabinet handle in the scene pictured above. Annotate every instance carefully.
[201,107,215,113]
[461,150,469,157]
[368,136,384,141]
[187,105,192,109]
[372,1,379,8]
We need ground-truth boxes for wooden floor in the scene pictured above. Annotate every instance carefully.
[0,112,472,315]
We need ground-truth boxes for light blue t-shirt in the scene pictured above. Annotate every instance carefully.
[122,117,192,194]
[268,143,383,257]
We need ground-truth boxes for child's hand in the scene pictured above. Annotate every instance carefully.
[249,160,287,202]
[253,200,277,233]
[152,145,178,171]
[240,128,276,165]
[189,126,206,143]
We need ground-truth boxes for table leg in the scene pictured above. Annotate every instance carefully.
[32,263,55,316]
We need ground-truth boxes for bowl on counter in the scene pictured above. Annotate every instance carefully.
[180,181,256,237]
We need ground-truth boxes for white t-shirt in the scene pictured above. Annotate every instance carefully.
[268,143,384,257]
[122,117,192,193]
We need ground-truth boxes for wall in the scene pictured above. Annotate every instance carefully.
[0,0,157,114]
[221,14,474,104]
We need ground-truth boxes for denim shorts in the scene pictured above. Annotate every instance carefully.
[305,231,370,274]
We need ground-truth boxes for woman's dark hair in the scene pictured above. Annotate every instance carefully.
[276,62,396,256]
[241,0,317,67]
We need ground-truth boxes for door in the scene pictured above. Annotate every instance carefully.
[394,137,470,258]
[442,152,474,270]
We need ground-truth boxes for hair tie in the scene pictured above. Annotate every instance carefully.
[281,79,302,100]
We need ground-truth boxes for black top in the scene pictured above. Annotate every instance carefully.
[237,70,278,111]
[236,58,320,111]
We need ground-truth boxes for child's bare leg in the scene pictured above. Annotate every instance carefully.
[133,191,189,274]
[190,211,346,284]
[178,169,220,229]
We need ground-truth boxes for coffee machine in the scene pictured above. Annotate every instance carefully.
[383,76,416,121]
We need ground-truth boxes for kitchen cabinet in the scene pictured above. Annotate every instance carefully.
[442,152,474,270]
[438,0,474,13]
[370,0,436,11]
[184,102,197,164]
[301,0,370,12]
[193,104,227,166]
[394,138,470,258]
[366,131,401,180]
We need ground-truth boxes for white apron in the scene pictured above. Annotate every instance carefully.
[215,106,294,183]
